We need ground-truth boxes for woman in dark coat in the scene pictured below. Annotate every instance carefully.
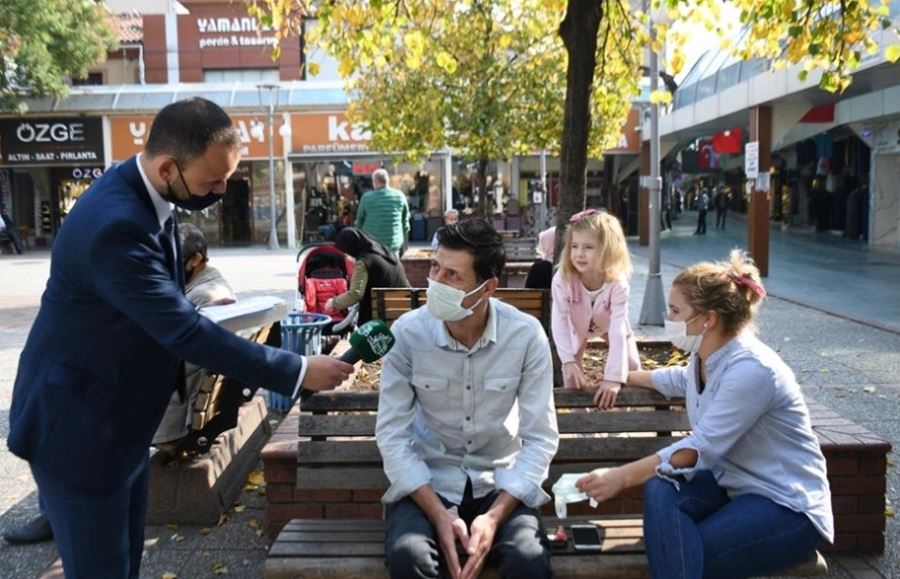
[325,227,410,323]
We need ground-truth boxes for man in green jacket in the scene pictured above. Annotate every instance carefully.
[355,169,410,255]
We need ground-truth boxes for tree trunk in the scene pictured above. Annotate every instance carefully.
[477,158,490,220]
[555,0,602,261]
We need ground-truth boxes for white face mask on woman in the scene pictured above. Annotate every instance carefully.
[426,278,488,322]
[664,314,707,353]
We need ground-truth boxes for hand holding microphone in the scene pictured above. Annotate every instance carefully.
[299,319,396,400]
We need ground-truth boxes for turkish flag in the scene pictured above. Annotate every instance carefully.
[713,127,743,154]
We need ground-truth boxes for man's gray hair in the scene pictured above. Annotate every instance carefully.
[372,169,389,188]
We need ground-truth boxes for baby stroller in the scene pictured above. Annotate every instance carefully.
[295,242,358,348]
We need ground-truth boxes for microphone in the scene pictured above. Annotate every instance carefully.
[299,319,395,401]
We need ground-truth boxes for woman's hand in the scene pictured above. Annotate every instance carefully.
[593,380,622,410]
[562,362,586,390]
[576,467,626,504]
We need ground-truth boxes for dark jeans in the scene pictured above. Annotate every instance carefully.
[695,210,707,234]
[716,208,727,229]
[643,471,822,579]
[32,455,149,578]
[385,484,551,579]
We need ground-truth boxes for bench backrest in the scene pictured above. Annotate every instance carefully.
[503,237,539,261]
[370,287,551,333]
[296,389,688,498]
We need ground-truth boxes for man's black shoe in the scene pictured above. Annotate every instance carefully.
[2,514,53,544]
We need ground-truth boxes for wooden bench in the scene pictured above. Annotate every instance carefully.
[503,236,539,262]
[264,387,833,577]
[370,287,551,334]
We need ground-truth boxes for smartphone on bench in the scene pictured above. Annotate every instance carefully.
[570,524,604,551]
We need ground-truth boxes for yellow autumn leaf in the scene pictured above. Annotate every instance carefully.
[212,563,230,575]
[233,504,246,513]
[307,62,321,77]
[886,45,900,63]
[162,573,178,579]
[649,90,672,105]
[248,518,261,529]
[436,51,458,74]
[165,523,179,531]
[885,506,894,517]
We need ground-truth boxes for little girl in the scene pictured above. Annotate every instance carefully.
[551,209,640,403]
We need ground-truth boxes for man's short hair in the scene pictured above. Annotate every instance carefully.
[145,98,240,166]
[180,223,208,263]
[372,169,389,188]
[436,219,505,282]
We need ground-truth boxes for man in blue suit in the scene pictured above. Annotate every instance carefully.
[7,98,353,578]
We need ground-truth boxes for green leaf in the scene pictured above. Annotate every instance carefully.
[797,70,809,82]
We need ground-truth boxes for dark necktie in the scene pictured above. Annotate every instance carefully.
[164,215,187,400]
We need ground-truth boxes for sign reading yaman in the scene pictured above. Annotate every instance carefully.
[195,15,277,50]
[0,117,103,165]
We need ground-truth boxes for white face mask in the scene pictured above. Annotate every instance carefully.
[664,314,707,353]
[426,278,488,322]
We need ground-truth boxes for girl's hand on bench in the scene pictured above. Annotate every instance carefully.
[562,362,587,390]
[593,381,622,410]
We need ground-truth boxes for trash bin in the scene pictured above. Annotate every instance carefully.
[266,311,332,412]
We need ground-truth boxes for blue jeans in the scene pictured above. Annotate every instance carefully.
[643,471,822,579]
[384,483,551,579]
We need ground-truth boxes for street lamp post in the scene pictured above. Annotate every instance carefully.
[258,83,280,251]
[638,0,666,326]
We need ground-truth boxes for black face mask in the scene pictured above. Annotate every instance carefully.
[168,160,223,211]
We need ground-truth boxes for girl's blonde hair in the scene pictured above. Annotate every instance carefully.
[559,211,632,282]
[672,249,765,336]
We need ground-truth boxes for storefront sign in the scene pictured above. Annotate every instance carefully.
[193,15,276,50]
[291,113,372,155]
[110,115,285,162]
[745,141,760,178]
[0,117,103,165]
[873,120,900,155]
[607,108,641,154]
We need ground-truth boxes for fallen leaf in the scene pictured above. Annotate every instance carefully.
[233,505,246,513]
[863,386,877,394]
[171,533,185,543]
[162,573,178,579]
[165,523,179,531]
[199,528,212,536]
[247,470,264,486]
[819,368,830,374]
[200,551,212,559]
[248,518,260,529]
[217,513,229,527]
[256,529,265,538]
[886,507,895,517]
[212,562,229,575]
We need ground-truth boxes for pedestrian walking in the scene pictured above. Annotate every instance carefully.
[694,187,710,235]
[714,186,729,230]
[354,169,410,256]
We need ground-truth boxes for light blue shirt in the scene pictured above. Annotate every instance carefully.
[376,299,559,508]
[651,333,834,542]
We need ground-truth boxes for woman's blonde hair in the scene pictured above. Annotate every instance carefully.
[672,249,766,336]
[559,211,632,282]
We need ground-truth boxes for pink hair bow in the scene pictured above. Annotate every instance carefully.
[569,208,598,223]
[729,273,767,298]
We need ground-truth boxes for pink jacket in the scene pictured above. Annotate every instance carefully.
[550,271,640,384]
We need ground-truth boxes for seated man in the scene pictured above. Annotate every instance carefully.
[376,219,558,579]
[153,223,236,446]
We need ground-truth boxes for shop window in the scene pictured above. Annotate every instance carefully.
[204,69,280,83]
[72,72,103,86]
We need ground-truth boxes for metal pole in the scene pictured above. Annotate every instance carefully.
[639,2,666,326]
[266,97,279,250]
[539,149,548,231]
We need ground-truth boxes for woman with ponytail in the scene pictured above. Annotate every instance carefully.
[577,250,833,579]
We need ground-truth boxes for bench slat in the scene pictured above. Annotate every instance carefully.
[300,389,685,413]
[297,437,686,466]
[299,411,689,438]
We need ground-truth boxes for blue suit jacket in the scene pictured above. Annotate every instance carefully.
[8,157,303,491]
